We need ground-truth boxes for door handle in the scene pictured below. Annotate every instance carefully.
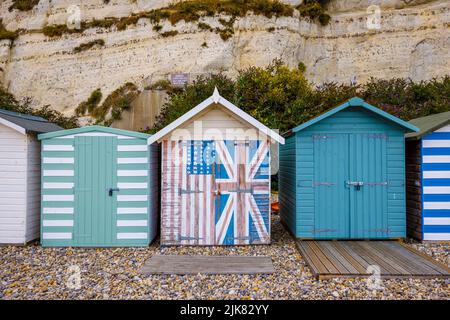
[108,188,120,196]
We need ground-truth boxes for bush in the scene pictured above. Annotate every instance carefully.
[0,87,79,129]
[0,20,18,41]
[8,0,39,12]
[75,89,102,116]
[73,39,105,53]
[150,61,450,134]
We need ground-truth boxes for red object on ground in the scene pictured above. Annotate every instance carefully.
[271,202,279,214]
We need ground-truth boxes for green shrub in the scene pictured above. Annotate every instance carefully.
[73,39,105,53]
[0,87,79,129]
[75,89,102,116]
[198,22,212,31]
[150,61,450,134]
[8,0,40,12]
[160,30,179,37]
[92,83,140,125]
[297,0,331,25]
[0,20,18,41]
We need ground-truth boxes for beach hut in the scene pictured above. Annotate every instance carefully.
[406,111,450,241]
[279,97,418,239]
[38,126,159,247]
[0,109,62,244]
[148,88,285,246]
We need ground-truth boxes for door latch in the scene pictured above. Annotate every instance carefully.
[108,188,120,196]
[346,181,364,190]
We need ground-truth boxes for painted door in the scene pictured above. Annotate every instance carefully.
[313,133,388,238]
[349,133,388,238]
[215,140,271,245]
[313,134,350,238]
[161,139,270,245]
[74,136,118,246]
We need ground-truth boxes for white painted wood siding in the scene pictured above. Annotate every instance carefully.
[25,134,41,242]
[0,123,27,244]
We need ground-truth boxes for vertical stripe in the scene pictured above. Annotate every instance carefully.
[181,142,187,245]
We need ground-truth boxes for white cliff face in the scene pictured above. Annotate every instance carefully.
[0,0,449,115]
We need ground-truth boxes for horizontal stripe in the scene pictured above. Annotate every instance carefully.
[117,233,148,239]
[423,210,450,217]
[422,148,450,155]
[423,132,450,140]
[43,220,74,227]
[43,207,74,214]
[117,170,148,177]
[117,157,148,164]
[43,145,74,151]
[423,233,450,241]
[423,140,450,148]
[423,186,450,194]
[43,170,74,177]
[434,125,450,133]
[117,195,148,202]
[117,220,148,227]
[43,157,75,164]
[117,207,148,214]
[423,202,450,210]
[423,178,450,186]
[57,133,134,139]
[422,163,450,171]
[423,194,450,202]
[423,225,450,233]
[43,182,74,189]
[42,232,72,240]
[423,171,450,179]
[424,217,450,225]
[117,145,147,152]
[423,155,450,163]
[43,195,74,202]
[117,183,148,189]
[424,202,450,209]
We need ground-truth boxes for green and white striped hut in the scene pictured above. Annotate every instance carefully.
[38,126,159,247]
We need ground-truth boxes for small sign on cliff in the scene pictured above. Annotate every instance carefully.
[170,73,189,87]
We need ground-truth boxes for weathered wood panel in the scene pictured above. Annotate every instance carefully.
[140,255,275,275]
[296,240,450,279]
[405,140,422,240]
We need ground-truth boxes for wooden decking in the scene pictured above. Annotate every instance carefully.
[296,240,450,280]
[139,255,276,275]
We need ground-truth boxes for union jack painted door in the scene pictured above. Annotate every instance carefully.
[161,139,271,245]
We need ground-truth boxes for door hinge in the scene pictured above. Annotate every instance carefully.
[364,182,389,186]
[365,134,388,140]
[313,228,337,233]
[313,181,336,187]
[312,134,335,140]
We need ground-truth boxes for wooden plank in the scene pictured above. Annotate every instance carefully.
[369,241,427,276]
[307,241,340,274]
[139,255,275,275]
[380,241,448,275]
[331,242,368,274]
[318,241,357,274]
[358,241,413,275]
[296,241,329,276]
[397,242,450,275]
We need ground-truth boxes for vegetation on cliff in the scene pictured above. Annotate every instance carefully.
[41,0,330,39]
[73,39,105,53]
[151,60,450,133]
[0,20,18,41]
[0,87,79,129]
[8,0,40,12]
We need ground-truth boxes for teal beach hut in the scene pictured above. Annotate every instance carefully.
[279,98,419,239]
[38,126,159,247]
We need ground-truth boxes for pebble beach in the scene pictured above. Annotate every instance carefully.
[0,216,448,300]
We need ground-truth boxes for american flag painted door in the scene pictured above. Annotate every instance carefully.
[161,139,270,246]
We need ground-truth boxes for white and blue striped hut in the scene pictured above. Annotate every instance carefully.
[406,111,450,241]
[38,126,159,247]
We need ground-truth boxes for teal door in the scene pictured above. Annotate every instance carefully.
[313,134,350,238]
[349,133,388,238]
[313,133,388,239]
[74,136,118,246]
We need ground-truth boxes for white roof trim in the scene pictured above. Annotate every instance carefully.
[147,88,285,145]
[0,117,26,135]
